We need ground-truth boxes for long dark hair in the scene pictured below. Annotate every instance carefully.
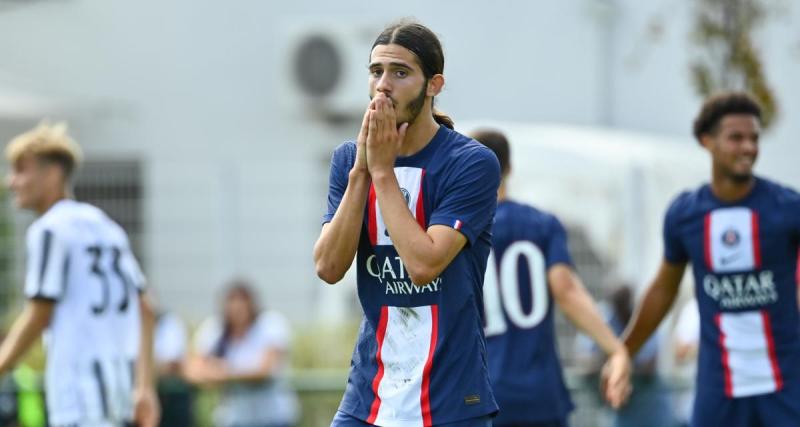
[213,279,261,358]
[372,21,454,129]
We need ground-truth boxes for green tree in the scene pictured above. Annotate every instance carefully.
[691,0,781,128]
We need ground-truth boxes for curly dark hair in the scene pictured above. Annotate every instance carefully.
[692,92,762,143]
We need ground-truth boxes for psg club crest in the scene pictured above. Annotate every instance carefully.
[400,187,411,206]
[721,228,741,247]
[385,188,413,238]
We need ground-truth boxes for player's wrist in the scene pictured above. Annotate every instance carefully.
[610,343,629,358]
[369,168,396,187]
[620,338,637,357]
[348,167,370,182]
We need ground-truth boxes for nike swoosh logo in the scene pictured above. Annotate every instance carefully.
[720,253,741,265]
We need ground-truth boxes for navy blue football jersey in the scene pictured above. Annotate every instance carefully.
[663,177,800,399]
[483,200,575,424]
[323,125,501,425]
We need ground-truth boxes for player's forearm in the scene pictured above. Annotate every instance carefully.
[557,284,623,356]
[135,295,157,390]
[622,281,679,356]
[550,268,622,356]
[314,170,371,284]
[371,171,448,285]
[0,302,51,374]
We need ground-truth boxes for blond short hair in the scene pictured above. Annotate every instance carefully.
[5,122,83,177]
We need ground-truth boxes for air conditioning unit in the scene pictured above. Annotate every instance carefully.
[279,21,380,123]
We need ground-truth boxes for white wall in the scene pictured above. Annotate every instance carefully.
[0,0,797,323]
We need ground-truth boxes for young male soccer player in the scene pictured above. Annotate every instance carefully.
[472,129,631,427]
[0,123,159,427]
[611,92,800,426]
[314,22,501,426]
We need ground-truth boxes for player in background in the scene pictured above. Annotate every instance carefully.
[0,123,159,427]
[608,92,800,426]
[472,129,631,427]
[314,21,501,426]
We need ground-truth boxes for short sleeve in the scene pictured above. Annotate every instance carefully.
[255,311,291,351]
[194,316,223,356]
[791,191,800,244]
[24,226,70,301]
[545,215,573,269]
[428,146,501,244]
[322,143,357,224]
[663,194,689,264]
[119,245,147,292]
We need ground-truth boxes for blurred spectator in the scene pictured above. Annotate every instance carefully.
[153,305,194,427]
[672,299,699,427]
[185,279,298,427]
[576,285,675,427]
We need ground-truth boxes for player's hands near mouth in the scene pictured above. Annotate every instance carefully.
[352,103,373,176]
[366,92,409,177]
[601,346,632,409]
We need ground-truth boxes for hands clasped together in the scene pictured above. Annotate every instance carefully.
[601,346,633,409]
[353,93,409,177]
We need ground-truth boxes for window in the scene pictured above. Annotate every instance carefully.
[74,159,144,264]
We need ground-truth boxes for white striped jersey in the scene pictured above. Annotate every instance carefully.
[24,199,145,425]
[663,177,800,400]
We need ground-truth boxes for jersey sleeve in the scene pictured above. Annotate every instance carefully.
[24,225,71,301]
[322,142,357,224]
[791,190,800,244]
[663,193,689,264]
[428,146,501,245]
[119,245,147,292]
[545,215,574,269]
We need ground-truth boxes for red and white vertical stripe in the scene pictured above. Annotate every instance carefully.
[704,208,761,273]
[367,305,439,427]
[368,167,426,247]
[716,310,783,398]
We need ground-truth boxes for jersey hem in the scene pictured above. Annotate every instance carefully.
[27,294,59,302]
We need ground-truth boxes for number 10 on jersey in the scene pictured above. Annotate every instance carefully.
[483,241,549,337]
